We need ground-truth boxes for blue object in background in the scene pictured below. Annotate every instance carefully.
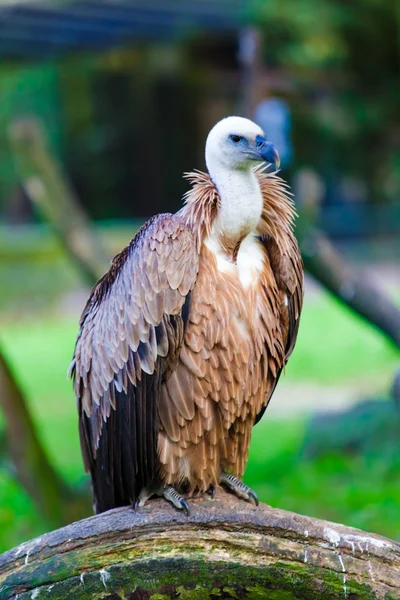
[254,97,293,169]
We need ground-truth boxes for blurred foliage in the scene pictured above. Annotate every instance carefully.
[0,63,63,211]
[0,49,203,223]
[0,474,48,553]
[303,398,400,457]
[250,0,400,204]
[0,0,399,226]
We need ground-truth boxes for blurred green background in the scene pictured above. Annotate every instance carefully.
[0,0,399,553]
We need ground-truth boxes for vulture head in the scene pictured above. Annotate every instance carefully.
[205,116,280,176]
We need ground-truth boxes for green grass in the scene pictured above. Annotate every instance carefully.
[1,319,82,481]
[285,292,398,384]
[246,418,400,541]
[0,474,49,553]
[0,288,399,552]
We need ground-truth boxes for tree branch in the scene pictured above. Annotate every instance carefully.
[295,169,400,349]
[1,117,103,524]
[8,118,109,284]
[0,490,399,599]
[300,228,400,348]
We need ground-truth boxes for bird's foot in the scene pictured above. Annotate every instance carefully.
[134,484,190,515]
[220,472,259,506]
[133,483,159,510]
[162,485,190,516]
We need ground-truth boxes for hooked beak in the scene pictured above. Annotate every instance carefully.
[252,136,281,171]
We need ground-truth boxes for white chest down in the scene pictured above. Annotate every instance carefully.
[204,232,265,290]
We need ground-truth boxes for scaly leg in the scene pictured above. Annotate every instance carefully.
[134,483,190,515]
[220,472,259,506]
[162,485,190,515]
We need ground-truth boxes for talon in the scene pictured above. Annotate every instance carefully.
[134,483,158,510]
[248,489,259,507]
[220,472,259,507]
[180,497,190,516]
[163,485,191,516]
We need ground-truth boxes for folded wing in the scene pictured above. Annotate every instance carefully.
[70,214,199,512]
[255,172,304,424]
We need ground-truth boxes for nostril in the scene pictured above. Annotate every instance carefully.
[255,135,265,149]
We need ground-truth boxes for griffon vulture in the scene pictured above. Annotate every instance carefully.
[70,116,304,515]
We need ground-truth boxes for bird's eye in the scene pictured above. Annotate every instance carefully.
[229,134,243,144]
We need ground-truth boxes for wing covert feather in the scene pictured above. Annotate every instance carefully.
[253,170,304,426]
[71,213,199,512]
[254,233,303,425]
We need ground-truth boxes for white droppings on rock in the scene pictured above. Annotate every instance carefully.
[338,554,346,573]
[342,574,348,598]
[100,569,110,588]
[368,561,375,582]
[344,534,392,552]
[324,527,341,547]
[47,585,54,592]
[25,547,33,565]
[348,540,355,553]
[31,589,40,599]
[14,538,42,563]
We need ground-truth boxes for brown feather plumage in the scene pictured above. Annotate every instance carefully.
[71,165,303,511]
[156,168,303,492]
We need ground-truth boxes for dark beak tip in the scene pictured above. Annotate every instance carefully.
[259,141,280,170]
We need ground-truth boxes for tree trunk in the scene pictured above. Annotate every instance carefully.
[238,28,262,117]
[0,347,90,525]
[0,490,399,600]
